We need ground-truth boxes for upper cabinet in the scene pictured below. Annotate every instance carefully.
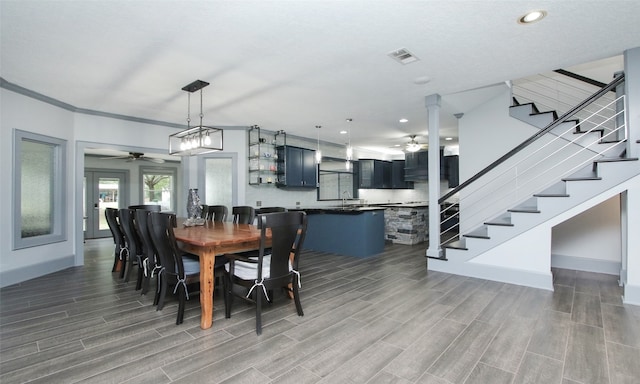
[275,145,317,189]
[404,150,429,181]
[359,159,414,189]
[359,159,392,189]
[248,126,286,185]
[391,160,413,189]
[404,149,459,187]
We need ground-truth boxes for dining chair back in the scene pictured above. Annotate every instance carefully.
[105,208,127,278]
[148,212,201,325]
[118,208,144,288]
[200,205,209,219]
[133,209,160,297]
[256,207,287,214]
[128,204,161,211]
[232,206,256,224]
[224,211,307,335]
[207,205,228,222]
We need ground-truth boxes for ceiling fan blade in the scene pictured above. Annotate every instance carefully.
[99,155,130,160]
[142,157,165,164]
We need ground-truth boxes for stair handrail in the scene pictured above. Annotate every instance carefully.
[438,73,625,205]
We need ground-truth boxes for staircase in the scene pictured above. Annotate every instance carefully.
[429,73,639,290]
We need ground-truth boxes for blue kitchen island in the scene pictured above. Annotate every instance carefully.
[301,207,385,257]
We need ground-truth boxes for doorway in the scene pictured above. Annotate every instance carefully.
[204,157,234,213]
[84,170,128,239]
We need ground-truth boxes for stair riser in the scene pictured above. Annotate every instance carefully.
[571,134,622,155]
[523,113,555,129]
[509,105,536,121]
[507,212,541,229]
[550,122,578,137]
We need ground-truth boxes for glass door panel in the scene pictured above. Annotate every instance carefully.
[84,171,126,239]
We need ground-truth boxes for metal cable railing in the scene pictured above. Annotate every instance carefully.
[438,73,626,246]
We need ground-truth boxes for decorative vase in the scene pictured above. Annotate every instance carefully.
[187,188,202,219]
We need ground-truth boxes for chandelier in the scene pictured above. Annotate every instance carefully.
[169,80,223,156]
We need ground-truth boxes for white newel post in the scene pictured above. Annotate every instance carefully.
[426,94,443,259]
[623,46,640,304]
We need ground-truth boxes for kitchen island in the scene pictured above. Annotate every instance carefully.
[299,207,385,257]
[378,203,428,245]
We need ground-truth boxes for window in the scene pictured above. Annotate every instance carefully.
[13,129,67,249]
[140,167,176,212]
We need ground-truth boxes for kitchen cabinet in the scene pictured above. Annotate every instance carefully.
[404,150,429,181]
[404,148,446,182]
[275,145,317,189]
[358,159,391,189]
[443,155,459,187]
[391,160,413,189]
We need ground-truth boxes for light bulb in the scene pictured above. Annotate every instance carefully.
[204,134,212,146]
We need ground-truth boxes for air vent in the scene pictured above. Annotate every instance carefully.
[388,48,419,65]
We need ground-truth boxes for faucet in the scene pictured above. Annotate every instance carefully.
[342,190,352,209]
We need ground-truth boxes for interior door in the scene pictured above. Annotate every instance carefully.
[84,170,127,239]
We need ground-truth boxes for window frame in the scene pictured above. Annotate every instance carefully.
[13,129,67,249]
[139,166,177,212]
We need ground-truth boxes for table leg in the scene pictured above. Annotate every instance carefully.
[199,251,216,329]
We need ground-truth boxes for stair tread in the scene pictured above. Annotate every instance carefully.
[533,193,570,197]
[463,231,490,239]
[595,157,638,163]
[562,176,602,181]
[442,240,467,250]
[508,207,541,213]
[485,215,513,226]
[484,220,514,226]
[575,128,604,134]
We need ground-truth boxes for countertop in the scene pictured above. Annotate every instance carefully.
[289,206,385,215]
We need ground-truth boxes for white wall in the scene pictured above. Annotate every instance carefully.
[1,89,76,285]
[551,195,621,263]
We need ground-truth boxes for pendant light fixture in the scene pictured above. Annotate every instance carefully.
[169,80,223,156]
[315,125,322,164]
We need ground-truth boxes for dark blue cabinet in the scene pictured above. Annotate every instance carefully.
[392,160,413,189]
[276,145,317,189]
[359,159,392,189]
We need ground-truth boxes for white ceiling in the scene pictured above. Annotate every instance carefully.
[2,1,639,156]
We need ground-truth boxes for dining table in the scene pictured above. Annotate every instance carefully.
[173,220,271,329]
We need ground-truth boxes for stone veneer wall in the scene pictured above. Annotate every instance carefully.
[384,207,428,245]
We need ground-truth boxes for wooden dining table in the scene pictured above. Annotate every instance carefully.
[173,220,271,329]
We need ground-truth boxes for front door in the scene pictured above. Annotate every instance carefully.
[84,170,127,239]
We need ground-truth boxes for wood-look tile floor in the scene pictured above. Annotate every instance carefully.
[1,239,639,384]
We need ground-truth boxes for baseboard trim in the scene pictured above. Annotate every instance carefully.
[623,283,640,306]
[551,254,620,276]
[428,259,554,291]
[0,255,75,288]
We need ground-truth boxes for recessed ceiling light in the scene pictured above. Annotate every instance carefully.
[518,10,547,24]
[340,130,348,134]
[399,118,408,123]
[445,137,453,141]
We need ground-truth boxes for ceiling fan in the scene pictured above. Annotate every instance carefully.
[100,152,165,164]
[405,135,427,152]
